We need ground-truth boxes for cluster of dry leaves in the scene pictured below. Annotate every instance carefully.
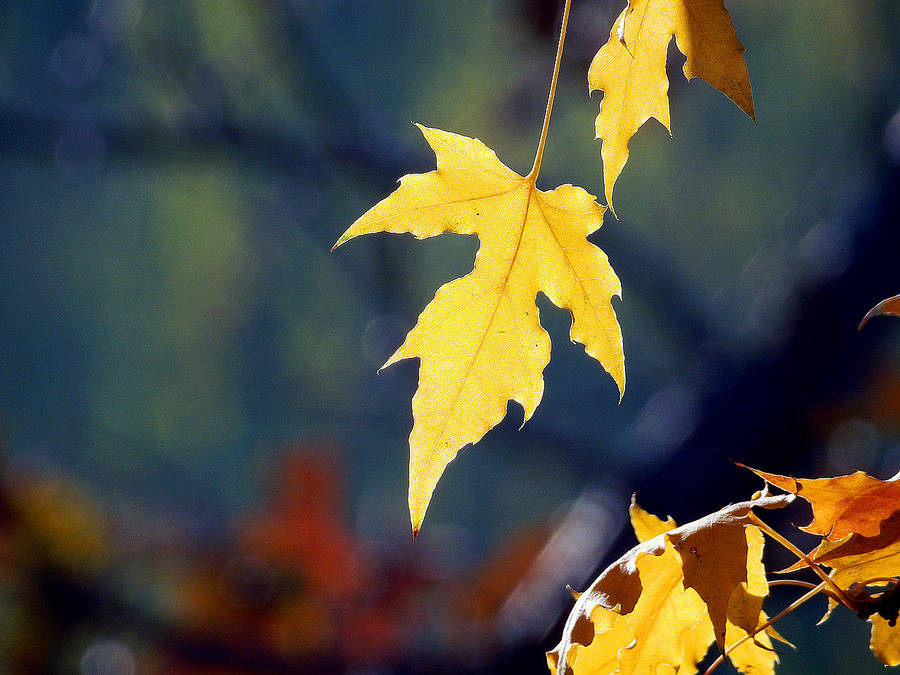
[549,467,900,674]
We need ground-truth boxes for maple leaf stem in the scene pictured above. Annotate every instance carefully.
[528,0,572,181]
[747,512,859,611]
[703,581,829,675]
[767,579,820,590]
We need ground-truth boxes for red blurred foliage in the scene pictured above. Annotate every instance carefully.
[0,437,557,673]
[240,440,366,601]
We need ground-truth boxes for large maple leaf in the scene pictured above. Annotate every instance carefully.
[335,125,624,533]
[589,0,754,208]
[548,495,790,675]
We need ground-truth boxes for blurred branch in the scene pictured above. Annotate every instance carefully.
[0,99,410,180]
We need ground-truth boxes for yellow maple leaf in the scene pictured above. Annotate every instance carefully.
[548,495,787,675]
[335,124,624,533]
[822,539,900,666]
[589,0,754,209]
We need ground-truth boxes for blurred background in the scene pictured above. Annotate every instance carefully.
[0,0,899,673]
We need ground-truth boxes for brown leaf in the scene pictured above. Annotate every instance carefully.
[667,495,790,649]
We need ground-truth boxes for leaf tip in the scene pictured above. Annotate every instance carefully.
[612,368,626,403]
[409,489,429,541]
[858,308,878,331]
[607,201,618,220]
[331,231,350,252]
[859,294,900,330]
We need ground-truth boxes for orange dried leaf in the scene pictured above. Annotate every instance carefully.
[589,0,754,208]
[335,125,624,533]
[748,466,900,541]
[859,293,900,330]
[756,467,900,667]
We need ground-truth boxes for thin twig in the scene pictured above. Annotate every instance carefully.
[748,513,858,611]
[767,579,820,590]
[704,581,828,675]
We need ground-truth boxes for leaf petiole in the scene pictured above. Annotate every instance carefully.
[528,0,572,181]
[767,579,820,590]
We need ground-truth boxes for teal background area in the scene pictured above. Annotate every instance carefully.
[0,1,899,672]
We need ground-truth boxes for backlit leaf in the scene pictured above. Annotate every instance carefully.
[808,519,900,666]
[589,0,754,208]
[548,494,789,675]
[629,496,676,542]
[748,466,900,541]
[335,125,624,533]
[871,615,900,666]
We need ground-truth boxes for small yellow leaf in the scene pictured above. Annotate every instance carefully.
[549,495,788,675]
[725,525,780,675]
[630,495,676,542]
[549,605,631,675]
[667,497,788,649]
[616,540,710,673]
[871,615,900,666]
[816,524,900,586]
[589,0,754,208]
[336,125,624,533]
